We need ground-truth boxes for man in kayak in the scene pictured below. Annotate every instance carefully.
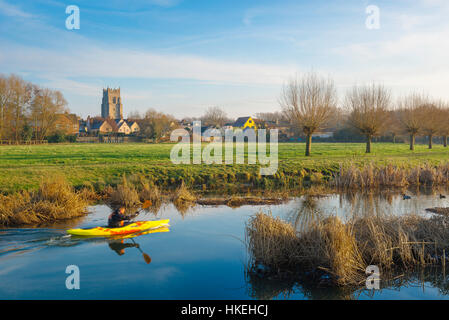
[108,206,139,228]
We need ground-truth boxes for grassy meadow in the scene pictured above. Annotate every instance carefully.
[1,142,449,193]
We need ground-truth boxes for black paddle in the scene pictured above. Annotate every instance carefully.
[130,200,153,264]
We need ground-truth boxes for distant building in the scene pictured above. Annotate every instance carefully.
[312,132,334,139]
[52,113,79,135]
[87,117,118,135]
[116,119,131,135]
[101,88,123,120]
[128,121,140,134]
[233,116,257,130]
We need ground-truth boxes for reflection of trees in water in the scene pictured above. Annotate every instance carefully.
[245,266,449,300]
[285,196,322,233]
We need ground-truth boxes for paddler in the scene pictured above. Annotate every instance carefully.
[108,206,139,228]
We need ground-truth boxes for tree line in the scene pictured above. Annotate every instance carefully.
[280,72,449,156]
[0,74,68,142]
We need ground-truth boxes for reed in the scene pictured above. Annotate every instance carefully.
[172,182,197,213]
[0,176,89,226]
[109,176,141,208]
[246,211,449,286]
[334,163,449,189]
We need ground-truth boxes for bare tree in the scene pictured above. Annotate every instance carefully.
[201,106,229,127]
[396,93,428,150]
[346,84,391,153]
[8,75,32,141]
[279,72,337,156]
[421,101,443,149]
[439,102,449,147]
[140,109,178,142]
[254,111,286,123]
[30,86,67,140]
[0,75,11,140]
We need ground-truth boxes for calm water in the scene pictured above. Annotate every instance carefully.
[1,190,449,300]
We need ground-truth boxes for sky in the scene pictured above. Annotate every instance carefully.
[0,0,448,119]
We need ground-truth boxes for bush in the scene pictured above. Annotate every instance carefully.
[47,132,77,143]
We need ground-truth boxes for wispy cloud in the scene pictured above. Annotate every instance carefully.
[0,0,32,18]
[1,42,296,86]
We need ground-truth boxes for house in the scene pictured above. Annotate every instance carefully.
[233,116,257,130]
[128,121,140,134]
[87,117,118,135]
[52,113,79,135]
[115,119,131,135]
[312,132,334,139]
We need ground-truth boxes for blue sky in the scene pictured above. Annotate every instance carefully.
[1,0,448,119]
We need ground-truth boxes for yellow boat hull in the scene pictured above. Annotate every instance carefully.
[67,219,170,237]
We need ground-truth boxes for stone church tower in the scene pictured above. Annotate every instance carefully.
[101,88,123,120]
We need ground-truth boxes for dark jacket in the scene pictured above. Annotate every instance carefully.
[108,209,138,228]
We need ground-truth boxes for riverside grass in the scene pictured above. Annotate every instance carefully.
[246,212,449,286]
[3,142,449,193]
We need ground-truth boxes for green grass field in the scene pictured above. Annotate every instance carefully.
[1,142,449,192]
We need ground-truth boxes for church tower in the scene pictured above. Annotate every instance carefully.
[101,88,123,120]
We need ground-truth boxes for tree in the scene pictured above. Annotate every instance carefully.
[421,101,443,149]
[346,84,391,153]
[439,102,449,147]
[201,106,229,127]
[254,111,285,123]
[279,72,337,156]
[0,75,11,140]
[140,109,178,142]
[30,86,67,140]
[396,93,428,150]
[8,75,32,141]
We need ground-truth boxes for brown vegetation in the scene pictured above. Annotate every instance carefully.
[246,211,449,286]
[333,163,449,189]
[0,176,89,226]
[109,176,141,208]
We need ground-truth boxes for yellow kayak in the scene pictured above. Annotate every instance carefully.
[67,219,170,237]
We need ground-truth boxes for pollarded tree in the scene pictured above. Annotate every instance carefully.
[421,101,444,149]
[346,84,391,153]
[396,93,427,151]
[279,72,337,156]
[439,102,449,147]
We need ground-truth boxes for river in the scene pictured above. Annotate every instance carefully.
[1,190,449,299]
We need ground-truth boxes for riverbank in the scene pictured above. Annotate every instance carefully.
[2,143,449,193]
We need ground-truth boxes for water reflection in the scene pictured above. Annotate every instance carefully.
[245,266,449,300]
[0,226,169,266]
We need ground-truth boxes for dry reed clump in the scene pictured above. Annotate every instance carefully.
[139,181,161,204]
[0,176,89,226]
[109,176,141,208]
[246,211,449,286]
[334,163,449,189]
[172,182,197,214]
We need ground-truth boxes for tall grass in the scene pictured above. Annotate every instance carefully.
[172,182,196,213]
[0,176,89,226]
[246,211,449,286]
[334,163,449,189]
[109,176,140,208]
